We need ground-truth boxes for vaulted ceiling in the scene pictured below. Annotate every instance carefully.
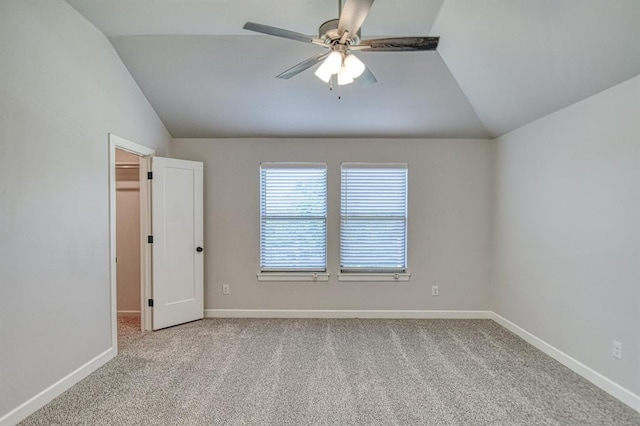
[65,0,640,139]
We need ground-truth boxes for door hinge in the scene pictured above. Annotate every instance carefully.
[148,235,153,244]
[148,299,154,307]
[147,171,153,180]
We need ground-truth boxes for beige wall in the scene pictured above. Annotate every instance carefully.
[172,138,493,312]
[116,150,141,312]
[116,149,140,163]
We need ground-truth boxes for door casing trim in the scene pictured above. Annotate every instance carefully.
[109,133,155,352]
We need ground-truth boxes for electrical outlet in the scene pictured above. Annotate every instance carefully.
[612,341,622,359]
[432,286,439,296]
[222,284,230,295]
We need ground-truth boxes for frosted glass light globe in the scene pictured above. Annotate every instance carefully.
[344,54,365,78]
[337,66,354,85]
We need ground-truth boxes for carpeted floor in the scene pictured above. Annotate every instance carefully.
[21,318,640,425]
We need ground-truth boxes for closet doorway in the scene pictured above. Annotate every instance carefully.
[109,133,155,350]
[115,149,144,336]
[109,133,204,350]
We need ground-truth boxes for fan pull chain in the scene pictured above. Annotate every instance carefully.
[327,75,343,100]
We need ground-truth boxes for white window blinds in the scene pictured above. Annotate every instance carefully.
[340,163,408,273]
[260,163,327,272]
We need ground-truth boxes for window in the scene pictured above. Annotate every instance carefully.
[260,163,327,274]
[340,163,408,277]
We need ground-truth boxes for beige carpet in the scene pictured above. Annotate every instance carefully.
[21,318,640,425]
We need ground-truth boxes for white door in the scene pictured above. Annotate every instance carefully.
[151,156,204,330]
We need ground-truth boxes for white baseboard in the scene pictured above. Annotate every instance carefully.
[0,347,116,426]
[490,312,640,413]
[5,312,637,425]
[205,309,491,319]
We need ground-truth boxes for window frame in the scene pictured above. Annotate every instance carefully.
[338,162,410,281]
[257,162,329,281]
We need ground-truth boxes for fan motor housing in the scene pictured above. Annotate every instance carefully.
[319,18,361,45]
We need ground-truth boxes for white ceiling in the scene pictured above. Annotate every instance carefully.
[66,0,640,139]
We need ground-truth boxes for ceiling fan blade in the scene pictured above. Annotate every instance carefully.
[355,67,377,87]
[276,52,330,79]
[338,0,375,38]
[359,37,439,51]
[243,22,318,44]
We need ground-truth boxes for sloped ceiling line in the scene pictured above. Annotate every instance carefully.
[66,0,640,139]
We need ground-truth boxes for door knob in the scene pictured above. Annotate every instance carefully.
[196,247,203,252]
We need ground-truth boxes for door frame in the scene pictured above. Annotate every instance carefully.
[108,133,155,352]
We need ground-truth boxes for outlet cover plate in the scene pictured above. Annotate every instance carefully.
[612,340,622,359]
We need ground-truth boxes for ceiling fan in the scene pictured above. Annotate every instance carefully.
[243,0,439,88]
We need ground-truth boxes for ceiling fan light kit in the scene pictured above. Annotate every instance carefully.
[314,65,333,83]
[344,54,365,78]
[243,0,439,92]
[314,51,364,86]
[322,51,344,75]
[337,65,355,85]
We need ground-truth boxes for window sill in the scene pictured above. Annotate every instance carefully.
[338,273,411,282]
[257,272,330,282]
